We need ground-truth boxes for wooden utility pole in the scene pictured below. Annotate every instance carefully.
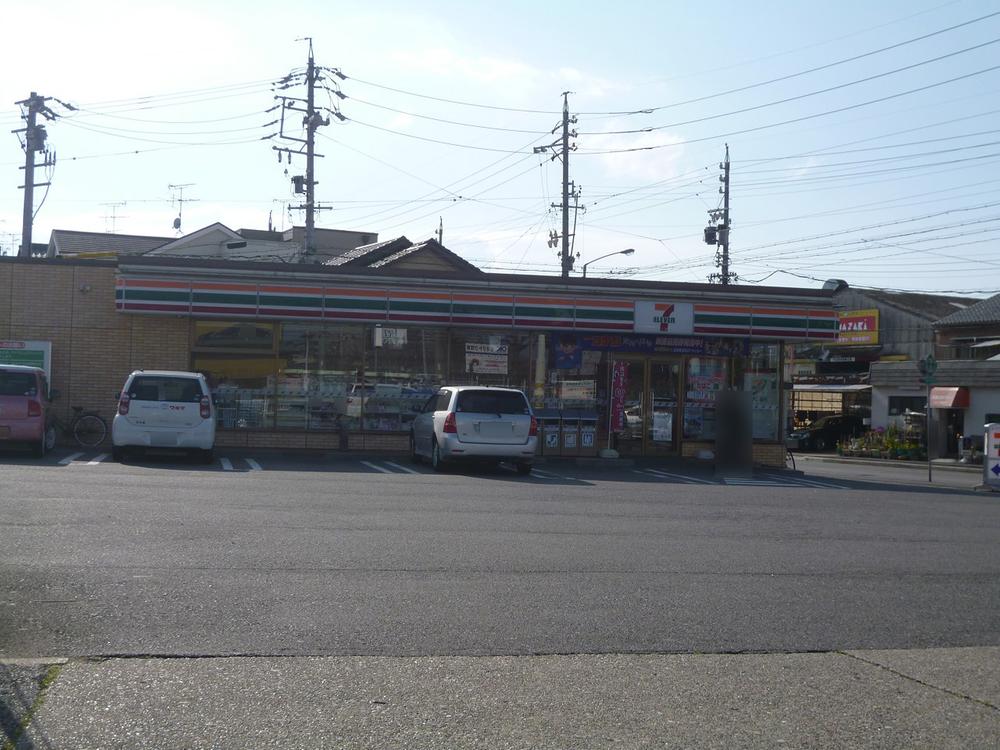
[14,92,57,257]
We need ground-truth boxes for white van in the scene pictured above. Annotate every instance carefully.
[112,370,215,462]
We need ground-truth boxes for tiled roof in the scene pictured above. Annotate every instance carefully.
[50,229,172,256]
[323,237,411,267]
[856,289,978,321]
[934,293,1000,327]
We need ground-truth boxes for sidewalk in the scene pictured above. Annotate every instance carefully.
[6,648,998,749]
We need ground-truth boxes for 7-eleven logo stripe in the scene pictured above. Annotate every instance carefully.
[656,303,675,331]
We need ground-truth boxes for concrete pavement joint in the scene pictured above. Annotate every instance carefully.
[839,650,1000,713]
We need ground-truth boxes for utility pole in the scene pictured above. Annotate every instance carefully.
[273,39,341,261]
[706,143,736,285]
[535,93,578,278]
[436,216,443,244]
[14,92,60,257]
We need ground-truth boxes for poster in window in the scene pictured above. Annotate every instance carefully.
[465,343,508,374]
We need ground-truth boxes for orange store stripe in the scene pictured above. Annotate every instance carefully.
[573,299,633,308]
[517,296,572,305]
[259,285,325,295]
[325,287,387,298]
[391,291,451,301]
[193,282,256,292]
[453,293,514,303]
[123,279,190,289]
[696,305,752,314]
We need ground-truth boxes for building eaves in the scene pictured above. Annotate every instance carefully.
[50,229,172,256]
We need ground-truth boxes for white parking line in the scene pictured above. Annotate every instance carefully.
[220,457,235,471]
[245,458,263,471]
[86,454,108,465]
[383,461,420,475]
[723,478,787,486]
[360,460,393,474]
[58,452,84,465]
[644,468,717,484]
[761,474,845,489]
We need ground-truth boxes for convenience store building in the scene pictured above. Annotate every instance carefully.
[0,243,838,465]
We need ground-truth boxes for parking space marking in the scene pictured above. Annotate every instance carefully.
[760,474,845,489]
[58,452,85,465]
[383,461,421,475]
[86,454,108,465]
[245,458,263,471]
[723,478,789,487]
[643,468,717,485]
[219,457,235,472]
[360,460,393,474]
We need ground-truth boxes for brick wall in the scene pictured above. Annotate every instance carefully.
[0,261,189,431]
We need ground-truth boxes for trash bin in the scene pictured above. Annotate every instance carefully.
[561,409,581,456]
[578,411,599,456]
[537,408,562,456]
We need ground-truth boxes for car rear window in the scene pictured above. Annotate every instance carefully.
[0,372,37,397]
[455,390,530,415]
[128,376,203,403]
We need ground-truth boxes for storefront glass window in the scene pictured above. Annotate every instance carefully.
[683,357,727,440]
[738,343,780,440]
[448,329,532,394]
[276,323,366,432]
[362,326,448,432]
[193,321,276,430]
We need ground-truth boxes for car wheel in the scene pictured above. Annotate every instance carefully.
[515,461,532,476]
[410,431,421,463]
[112,446,125,462]
[31,434,46,458]
[431,440,447,472]
[814,436,827,452]
[199,448,215,465]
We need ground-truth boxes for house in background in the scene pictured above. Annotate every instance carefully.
[933,292,1000,361]
[43,224,379,263]
[787,280,978,429]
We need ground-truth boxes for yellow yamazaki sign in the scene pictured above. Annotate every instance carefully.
[836,309,879,345]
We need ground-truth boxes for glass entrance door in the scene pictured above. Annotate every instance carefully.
[612,356,682,457]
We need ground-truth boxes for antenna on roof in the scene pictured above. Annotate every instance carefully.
[168,183,198,234]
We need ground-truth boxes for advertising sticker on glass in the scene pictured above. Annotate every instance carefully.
[465,343,508,374]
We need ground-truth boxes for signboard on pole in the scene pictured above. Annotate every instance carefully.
[985,423,1000,490]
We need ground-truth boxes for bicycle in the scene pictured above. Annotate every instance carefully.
[785,447,796,472]
[50,406,108,449]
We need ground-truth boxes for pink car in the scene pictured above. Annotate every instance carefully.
[0,364,56,457]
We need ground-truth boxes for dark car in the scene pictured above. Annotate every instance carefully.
[787,414,864,452]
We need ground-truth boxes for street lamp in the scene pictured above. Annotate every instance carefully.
[581,248,635,277]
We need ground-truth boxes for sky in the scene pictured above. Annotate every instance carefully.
[1,0,999,297]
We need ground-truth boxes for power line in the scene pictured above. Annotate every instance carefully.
[576,63,1000,155]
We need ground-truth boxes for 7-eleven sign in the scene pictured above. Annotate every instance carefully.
[634,301,694,334]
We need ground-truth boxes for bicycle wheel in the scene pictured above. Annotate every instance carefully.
[785,450,796,471]
[73,413,108,448]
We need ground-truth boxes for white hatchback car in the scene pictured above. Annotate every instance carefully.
[410,386,537,474]
[112,370,216,462]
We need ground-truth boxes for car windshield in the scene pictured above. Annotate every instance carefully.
[455,390,529,415]
[128,376,203,402]
[0,372,37,397]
